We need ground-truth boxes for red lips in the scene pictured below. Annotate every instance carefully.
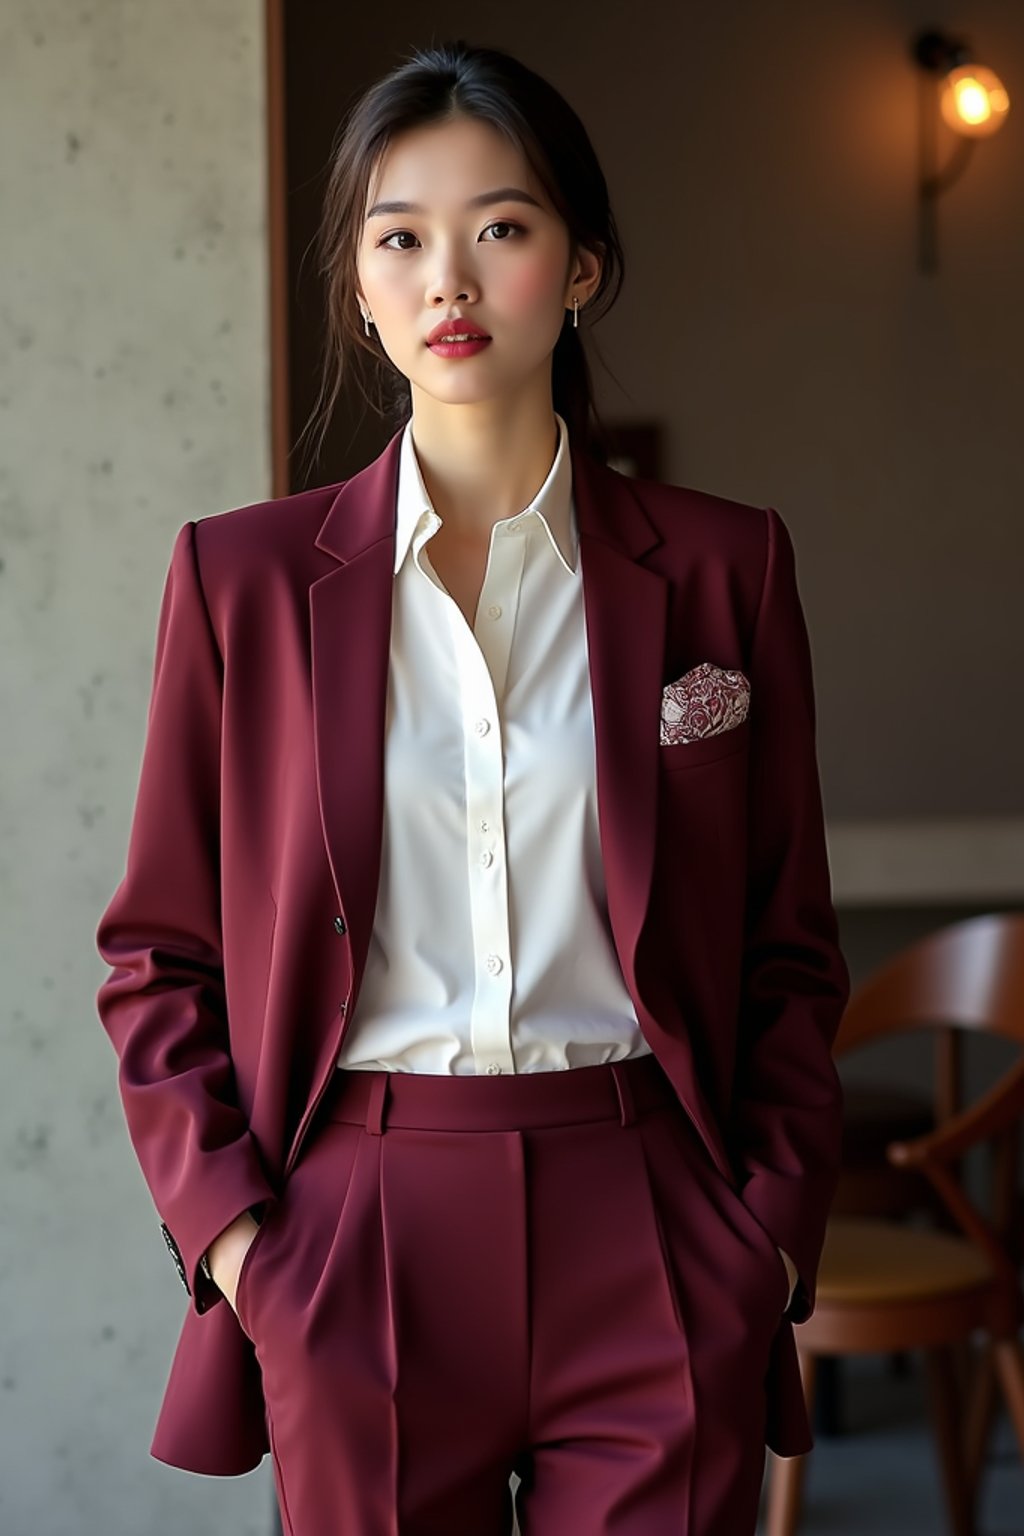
[426,318,491,344]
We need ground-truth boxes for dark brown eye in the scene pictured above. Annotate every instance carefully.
[379,230,418,250]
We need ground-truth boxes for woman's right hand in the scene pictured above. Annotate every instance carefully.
[206,1209,262,1315]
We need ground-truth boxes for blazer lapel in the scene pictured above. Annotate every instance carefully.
[310,425,669,1038]
[571,445,668,1017]
[310,438,400,1005]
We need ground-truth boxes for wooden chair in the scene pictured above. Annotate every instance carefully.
[764,911,1024,1536]
[808,1082,940,1437]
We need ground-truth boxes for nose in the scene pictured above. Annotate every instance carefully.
[427,255,477,310]
[430,286,473,307]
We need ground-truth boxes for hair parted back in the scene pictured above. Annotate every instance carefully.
[294,38,626,480]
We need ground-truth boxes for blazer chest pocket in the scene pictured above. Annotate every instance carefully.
[658,715,751,771]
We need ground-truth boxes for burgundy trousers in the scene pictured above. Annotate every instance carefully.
[233,1053,789,1535]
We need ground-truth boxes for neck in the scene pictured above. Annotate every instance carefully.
[407,392,560,538]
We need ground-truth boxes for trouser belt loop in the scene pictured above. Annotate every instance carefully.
[366,1072,389,1135]
[610,1061,636,1127]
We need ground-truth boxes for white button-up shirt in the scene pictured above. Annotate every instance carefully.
[336,410,652,1076]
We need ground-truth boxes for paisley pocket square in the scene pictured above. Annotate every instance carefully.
[660,662,751,745]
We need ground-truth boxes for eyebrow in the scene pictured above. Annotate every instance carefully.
[365,186,545,220]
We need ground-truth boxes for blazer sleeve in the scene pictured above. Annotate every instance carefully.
[95,519,276,1314]
[731,505,851,1325]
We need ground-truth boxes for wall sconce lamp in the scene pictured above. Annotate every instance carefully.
[911,28,1010,272]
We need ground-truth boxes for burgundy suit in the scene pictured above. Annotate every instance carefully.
[95,424,849,1485]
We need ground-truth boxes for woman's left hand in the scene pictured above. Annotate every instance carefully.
[207,1210,262,1315]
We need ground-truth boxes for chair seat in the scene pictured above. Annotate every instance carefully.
[817,1216,995,1304]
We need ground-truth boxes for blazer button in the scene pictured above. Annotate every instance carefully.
[334,915,347,935]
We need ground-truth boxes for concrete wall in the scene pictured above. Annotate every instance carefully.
[1,3,273,1532]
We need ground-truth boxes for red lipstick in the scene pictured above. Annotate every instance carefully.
[426,317,492,358]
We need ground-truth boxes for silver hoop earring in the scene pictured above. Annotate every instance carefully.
[362,310,373,337]
[573,295,579,329]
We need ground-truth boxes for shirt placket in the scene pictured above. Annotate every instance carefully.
[446,516,528,1073]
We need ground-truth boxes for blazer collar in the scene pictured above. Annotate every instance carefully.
[314,415,660,568]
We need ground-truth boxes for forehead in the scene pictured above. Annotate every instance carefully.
[365,116,548,211]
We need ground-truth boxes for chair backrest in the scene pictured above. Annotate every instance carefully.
[835,911,1024,1057]
[833,911,1024,1252]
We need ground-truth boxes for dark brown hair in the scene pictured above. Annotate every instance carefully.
[295,38,626,479]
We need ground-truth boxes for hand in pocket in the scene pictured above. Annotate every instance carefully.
[207,1210,263,1317]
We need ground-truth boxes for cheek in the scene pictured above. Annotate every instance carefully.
[360,252,410,304]
[501,257,563,315]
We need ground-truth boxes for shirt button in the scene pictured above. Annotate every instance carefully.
[487,604,502,619]
[485,953,503,974]
[480,850,493,868]
[333,915,347,935]
[474,718,490,736]
[486,1062,502,1075]
[480,819,489,832]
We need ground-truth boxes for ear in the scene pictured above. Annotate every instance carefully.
[572,243,603,307]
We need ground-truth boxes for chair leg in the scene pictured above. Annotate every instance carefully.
[962,1337,997,1496]
[923,1346,977,1536]
[992,1334,1024,1455]
[764,1349,817,1536]
[889,1348,914,1378]
[952,1336,974,1394]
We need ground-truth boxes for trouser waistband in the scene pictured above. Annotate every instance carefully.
[317,1052,679,1136]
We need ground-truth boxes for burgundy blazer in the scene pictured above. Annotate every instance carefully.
[95,424,850,1474]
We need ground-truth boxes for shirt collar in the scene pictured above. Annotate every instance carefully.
[393,410,577,576]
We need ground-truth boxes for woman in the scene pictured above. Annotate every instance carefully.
[96,38,849,1536]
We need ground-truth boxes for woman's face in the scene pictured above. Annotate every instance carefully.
[355,115,599,409]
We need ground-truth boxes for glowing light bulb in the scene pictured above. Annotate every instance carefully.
[940,64,1011,138]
